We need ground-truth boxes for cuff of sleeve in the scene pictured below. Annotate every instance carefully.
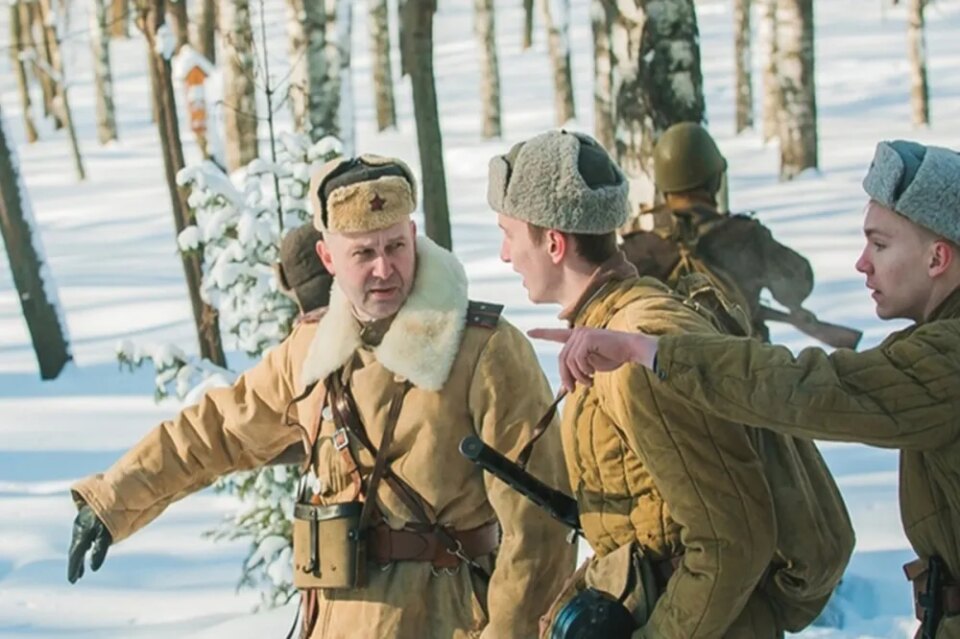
[652,335,684,381]
[71,475,124,543]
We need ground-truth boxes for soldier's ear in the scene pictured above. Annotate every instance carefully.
[316,239,336,275]
[928,239,956,278]
[546,229,569,265]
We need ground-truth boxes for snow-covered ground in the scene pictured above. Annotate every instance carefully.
[2,0,959,636]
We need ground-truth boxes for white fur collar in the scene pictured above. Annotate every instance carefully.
[300,236,469,391]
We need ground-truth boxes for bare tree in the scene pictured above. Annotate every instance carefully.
[91,0,119,144]
[775,0,817,180]
[907,0,930,126]
[285,0,309,133]
[0,106,71,379]
[540,0,576,125]
[759,0,779,143]
[368,0,397,131]
[286,0,349,145]
[111,0,129,37]
[734,0,754,133]
[167,0,189,51]
[475,0,502,138]
[10,1,39,143]
[138,0,227,366]
[37,0,86,180]
[220,0,259,171]
[195,0,217,63]
[334,0,355,156]
[609,0,705,208]
[522,0,534,49]
[29,0,61,127]
[400,0,452,250]
[591,0,614,152]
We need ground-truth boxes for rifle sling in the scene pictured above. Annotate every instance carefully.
[515,390,567,470]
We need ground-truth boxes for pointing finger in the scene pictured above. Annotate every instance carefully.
[527,328,574,344]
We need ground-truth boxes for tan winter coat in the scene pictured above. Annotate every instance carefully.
[655,286,960,639]
[557,255,780,638]
[72,237,576,639]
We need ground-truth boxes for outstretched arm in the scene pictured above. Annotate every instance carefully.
[531,322,960,450]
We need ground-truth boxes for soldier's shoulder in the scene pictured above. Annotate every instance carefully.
[465,300,504,330]
[461,300,519,351]
[607,279,717,337]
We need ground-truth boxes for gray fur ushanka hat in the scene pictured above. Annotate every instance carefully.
[862,140,960,243]
[487,130,629,234]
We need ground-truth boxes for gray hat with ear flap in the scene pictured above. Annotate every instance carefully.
[488,130,630,234]
[862,140,960,243]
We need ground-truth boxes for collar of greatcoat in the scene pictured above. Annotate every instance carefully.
[300,236,469,391]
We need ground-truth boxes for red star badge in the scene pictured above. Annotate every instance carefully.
[370,194,386,211]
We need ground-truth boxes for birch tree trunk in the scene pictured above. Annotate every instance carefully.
[31,1,61,127]
[37,0,85,180]
[734,0,754,133]
[167,0,189,52]
[591,0,614,152]
[368,0,397,131]
[91,0,119,144]
[220,0,258,171]
[540,0,576,125]
[907,0,929,126]
[0,107,71,379]
[285,0,308,133]
[139,0,226,366]
[759,0,778,143]
[334,0,355,156]
[401,0,452,250]
[10,1,39,143]
[609,0,705,209]
[196,0,216,63]
[286,0,342,143]
[522,0,534,49]
[475,0,502,138]
[111,0,129,37]
[775,0,817,180]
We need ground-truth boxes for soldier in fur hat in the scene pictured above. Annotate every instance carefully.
[68,154,575,639]
[534,140,960,638]
[275,222,333,324]
[488,130,847,638]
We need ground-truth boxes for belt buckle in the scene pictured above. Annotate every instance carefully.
[333,427,350,450]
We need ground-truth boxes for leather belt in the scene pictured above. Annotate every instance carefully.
[368,520,500,569]
[905,557,960,621]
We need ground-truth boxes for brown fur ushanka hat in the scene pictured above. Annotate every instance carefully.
[309,154,418,234]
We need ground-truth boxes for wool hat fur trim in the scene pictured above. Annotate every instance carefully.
[863,141,960,243]
[489,130,629,234]
[310,154,418,234]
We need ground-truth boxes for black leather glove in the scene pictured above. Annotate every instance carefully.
[67,505,112,583]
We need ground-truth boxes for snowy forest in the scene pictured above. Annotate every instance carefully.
[1,0,959,636]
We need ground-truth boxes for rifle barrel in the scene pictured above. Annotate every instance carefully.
[460,436,582,533]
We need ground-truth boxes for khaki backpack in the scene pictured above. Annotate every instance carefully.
[675,274,856,631]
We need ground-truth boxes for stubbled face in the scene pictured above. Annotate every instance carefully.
[317,220,417,320]
[855,201,935,322]
[497,213,560,304]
